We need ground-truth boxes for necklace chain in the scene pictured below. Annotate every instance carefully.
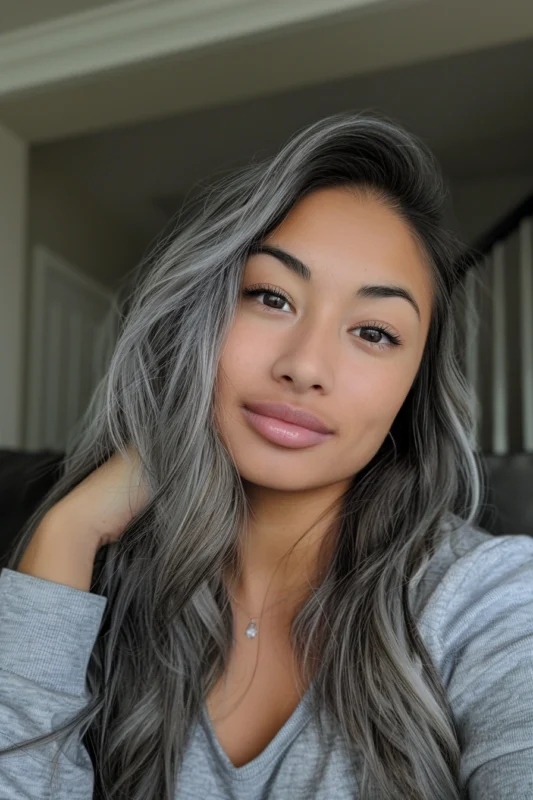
[226,587,294,640]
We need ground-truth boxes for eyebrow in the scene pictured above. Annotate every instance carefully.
[250,243,421,322]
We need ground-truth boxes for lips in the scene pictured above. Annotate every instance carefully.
[243,402,334,434]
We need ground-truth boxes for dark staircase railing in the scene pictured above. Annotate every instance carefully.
[454,190,533,455]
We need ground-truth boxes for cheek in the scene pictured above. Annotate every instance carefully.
[217,322,265,394]
[340,365,414,431]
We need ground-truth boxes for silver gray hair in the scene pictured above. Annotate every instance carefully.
[2,112,482,799]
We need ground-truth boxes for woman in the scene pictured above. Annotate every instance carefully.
[0,112,532,800]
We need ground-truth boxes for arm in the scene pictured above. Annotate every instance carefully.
[440,535,533,799]
[17,507,103,592]
[0,524,107,798]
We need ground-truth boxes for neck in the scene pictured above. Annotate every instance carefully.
[227,479,347,616]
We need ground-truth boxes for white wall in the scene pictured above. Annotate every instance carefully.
[0,122,27,448]
[19,154,148,450]
[450,172,533,244]
[29,152,146,290]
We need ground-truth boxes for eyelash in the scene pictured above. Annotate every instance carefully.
[242,284,403,349]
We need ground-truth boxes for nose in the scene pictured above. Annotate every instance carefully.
[272,317,335,393]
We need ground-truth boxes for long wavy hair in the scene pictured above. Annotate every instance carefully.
[1,112,485,799]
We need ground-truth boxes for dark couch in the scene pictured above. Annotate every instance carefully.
[0,448,65,569]
[477,453,533,537]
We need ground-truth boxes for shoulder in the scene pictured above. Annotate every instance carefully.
[413,516,533,793]
[413,514,533,684]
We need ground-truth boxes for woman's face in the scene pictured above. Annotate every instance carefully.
[215,187,434,494]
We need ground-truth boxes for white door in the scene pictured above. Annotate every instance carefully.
[25,245,119,452]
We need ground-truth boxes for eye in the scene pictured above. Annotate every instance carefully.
[352,321,403,349]
[241,285,403,350]
[242,284,291,312]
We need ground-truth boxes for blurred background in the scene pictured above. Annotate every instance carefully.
[1,0,532,559]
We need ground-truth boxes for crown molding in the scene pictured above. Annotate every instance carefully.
[0,0,405,99]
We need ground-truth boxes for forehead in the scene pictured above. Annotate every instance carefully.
[253,187,434,325]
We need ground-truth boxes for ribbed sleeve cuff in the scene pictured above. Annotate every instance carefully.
[0,567,108,697]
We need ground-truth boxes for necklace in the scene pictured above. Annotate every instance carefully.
[227,588,294,640]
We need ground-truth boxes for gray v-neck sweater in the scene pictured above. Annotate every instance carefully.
[1,518,532,799]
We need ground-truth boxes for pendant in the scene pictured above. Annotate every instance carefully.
[245,619,258,639]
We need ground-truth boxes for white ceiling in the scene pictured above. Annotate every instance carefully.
[32,36,533,242]
[0,0,120,35]
[3,0,532,145]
